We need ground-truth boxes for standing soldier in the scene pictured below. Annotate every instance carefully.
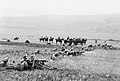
[95,40,97,43]
[95,39,98,46]
[104,41,107,44]
[95,40,97,44]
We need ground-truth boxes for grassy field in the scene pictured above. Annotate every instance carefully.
[0,41,120,81]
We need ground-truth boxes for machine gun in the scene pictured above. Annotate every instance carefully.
[34,59,57,70]
[34,59,58,70]
[34,59,48,66]
[5,59,58,71]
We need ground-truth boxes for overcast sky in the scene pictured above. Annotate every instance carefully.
[0,0,120,17]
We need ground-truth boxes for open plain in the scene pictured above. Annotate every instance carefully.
[0,41,120,81]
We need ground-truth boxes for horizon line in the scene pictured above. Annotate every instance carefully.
[0,13,120,17]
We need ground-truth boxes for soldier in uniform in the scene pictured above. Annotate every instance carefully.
[27,55,36,69]
[0,57,9,67]
[50,52,61,60]
[19,55,28,70]
[60,46,66,51]
[21,56,27,63]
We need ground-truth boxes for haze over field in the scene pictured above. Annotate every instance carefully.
[0,0,120,40]
[0,14,120,40]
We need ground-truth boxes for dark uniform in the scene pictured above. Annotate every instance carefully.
[18,55,28,70]
[27,55,35,69]
[61,46,65,51]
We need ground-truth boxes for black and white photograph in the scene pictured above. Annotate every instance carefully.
[0,0,120,81]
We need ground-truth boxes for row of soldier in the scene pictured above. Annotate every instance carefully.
[0,44,93,71]
[0,52,52,71]
[1,43,114,71]
[0,54,36,70]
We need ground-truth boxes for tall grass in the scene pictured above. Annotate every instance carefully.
[0,44,120,81]
[0,69,120,81]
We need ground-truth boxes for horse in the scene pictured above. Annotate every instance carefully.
[72,38,87,46]
[73,38,80,46]
[81,38,87,45]
[14,37,19,40]
[49,37,54,43]
[39,36,45,42]
[55,37,63,45]
[63,39,68,44]
[44,36,49,42]
[63,36,71,44]
[63,38,74,46]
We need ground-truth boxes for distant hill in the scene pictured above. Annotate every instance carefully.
[0,14,120,39]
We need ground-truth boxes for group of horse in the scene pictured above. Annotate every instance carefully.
[39,36,54,43]
[39,36,87,46]
[5,36,87,46]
